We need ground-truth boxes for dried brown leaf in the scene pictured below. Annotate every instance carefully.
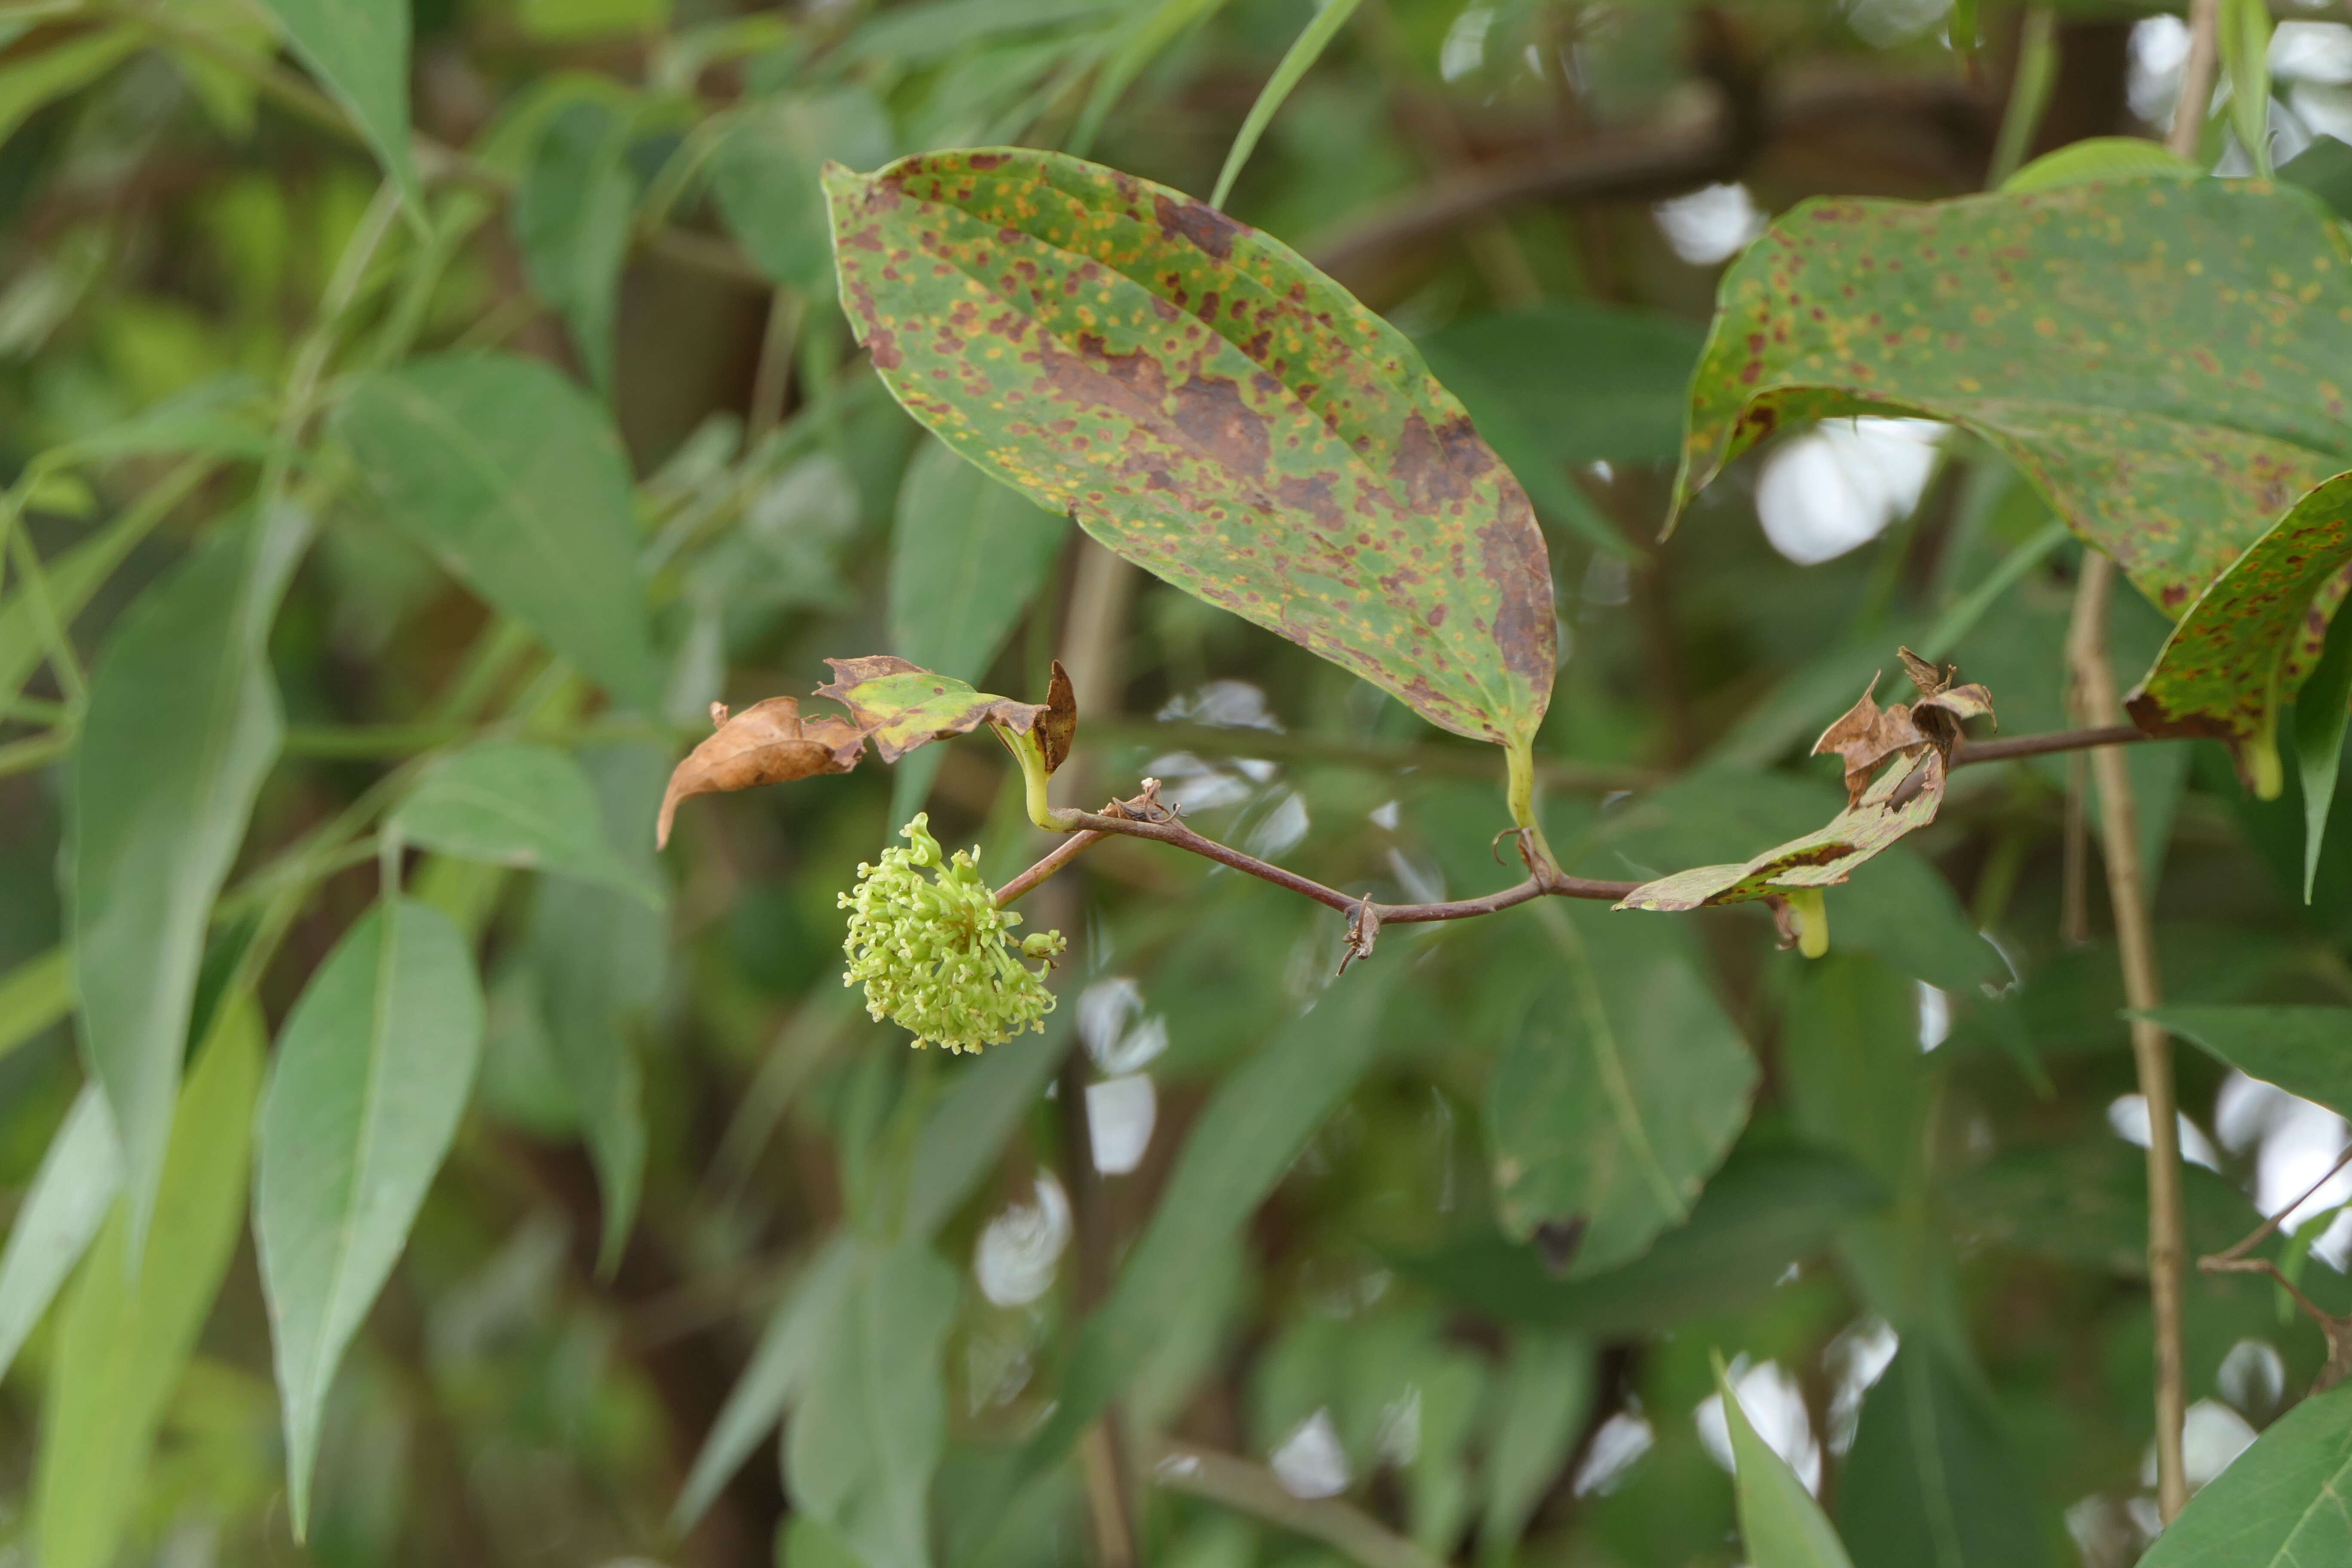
[1038,660,1077,774]
[655,697,864,848]
[1811,674,1929,805]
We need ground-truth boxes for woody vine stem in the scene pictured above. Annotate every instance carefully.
[991,720,2159,930]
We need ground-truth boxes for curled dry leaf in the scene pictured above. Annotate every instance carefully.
[815,655,1055,764]
[1617,646,1993,918]
[1616,748,1951,914]
[1037,660,1077,775]
[1812,647,1994,805]
[655,697,865,848]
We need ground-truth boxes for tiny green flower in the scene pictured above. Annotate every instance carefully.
[839,813,1066,1053]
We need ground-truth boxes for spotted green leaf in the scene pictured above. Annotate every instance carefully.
[2125,474,2352,788]
[825,148,1555,756]
[1615,749,1946,913]
[1675,178,2352,759]
[815,655,1060,765]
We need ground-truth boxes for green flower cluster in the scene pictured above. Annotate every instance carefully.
[839,814,1065,1053]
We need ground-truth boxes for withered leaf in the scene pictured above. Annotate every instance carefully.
[815,656,1054,765]
[1615,749,1949,914]
[1810,650,1995,805]
[655,697,865,848]
[1038,661,1077,775]
[1812,675,1929,806]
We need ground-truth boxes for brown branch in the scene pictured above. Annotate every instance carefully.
[1306,66,1981,280]
[1951,724,2146,766]
[1044,805,1638,917]
[2070,552,2189,1525]
[994,830,1104,905]
[1001,720,2168,920]
[1148,1439,1444,1568]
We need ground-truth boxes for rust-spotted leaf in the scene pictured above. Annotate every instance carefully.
[2127,474,2352,790]
[824,149,1555,757]
[1674,177,2352,759]
[815,655,1055,764]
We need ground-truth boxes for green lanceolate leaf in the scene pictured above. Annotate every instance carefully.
[1393,1147,1882,1334]
[0,1084,119,1383]
[71,501,306,1252]
[713,87,894,296]
[514,95,638,393]
[1837,1343,2046,1568]
[825,147,1556,754]
[0,27,142,145]
[335,353,663,709]
[885,438,1066,824]
[783,1240,959,1568]
[391,741,665,905]
[1017,971,1395,1485]
[2147,1005,2352,1120]
[254,898,485,1539]
[2136,1382,2352,1566]
[2298,580,2352,897]
[34,999,262,1568]
[251,0,419,209]
[0,946,69,1064]
[1480,1333,1593,1553]
[673,1015,1066,1530]
[1999,137,2199,193]
[1715,1350,1856,1568]
[528,744,668,1271]
[1675,178,2352,754]
[1209,0,1366,208]
[1487,903,1755,1273]
[2221,0,2275,177]
[1419,302,1705,469]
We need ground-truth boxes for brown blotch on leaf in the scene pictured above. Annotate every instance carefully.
[1153,192,1240,259]
[655,697,865,849]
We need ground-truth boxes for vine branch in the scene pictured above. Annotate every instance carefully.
[991,720,2160,920]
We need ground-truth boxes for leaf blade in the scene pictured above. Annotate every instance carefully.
[255,898,486,1538]
[826,147,1555,751]
[335,353,663,709]
[34,999,263,1568]
[1487,903,1756,1271]
[1715,1351,1856,1568]
[0,1084,120,1384]
[1209,0,1366,209]
[252,0,419,208]
[70,502,306,1250]
[2137,1381,2352,1567]
[392,741,664,904]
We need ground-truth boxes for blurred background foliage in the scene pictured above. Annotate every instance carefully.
[3,0,2352,1563]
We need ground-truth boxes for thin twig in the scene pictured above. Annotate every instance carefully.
[2070,551,2189,1523]
[1149,1439,1444,1568]
[1951,724,2145,766]
[2208,1142,2352,1265]
[1048,805,1638,914]
[993,830,1105,906]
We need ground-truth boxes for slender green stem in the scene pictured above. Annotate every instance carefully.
[3,524,88,708]
[0,731,70,781]
[1988,9,2058,186]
